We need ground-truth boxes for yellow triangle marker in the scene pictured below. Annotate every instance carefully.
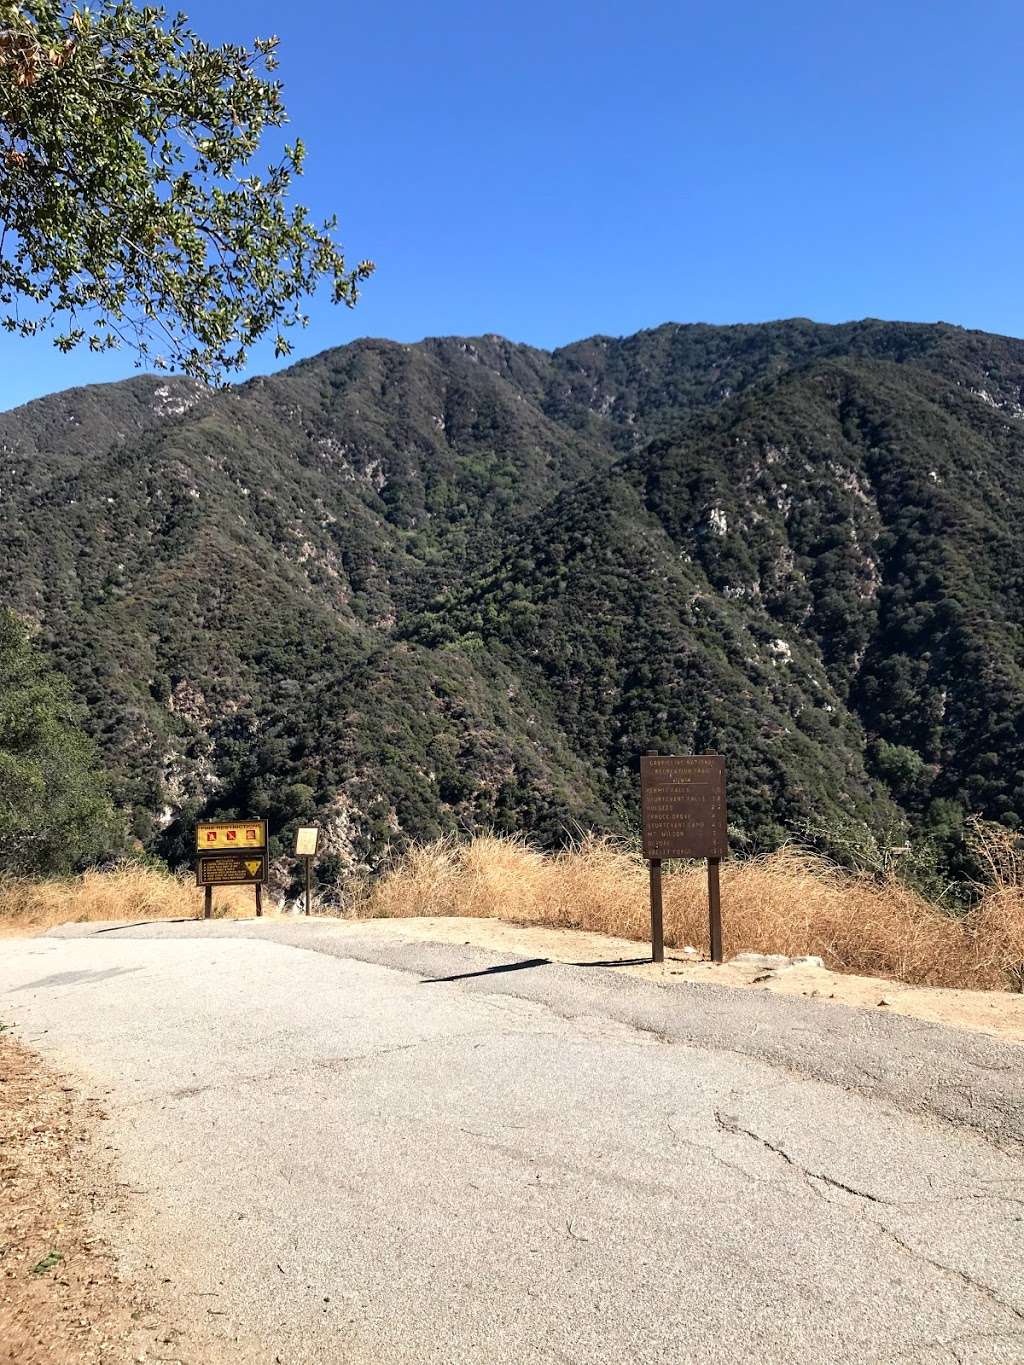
[245,860,262,877]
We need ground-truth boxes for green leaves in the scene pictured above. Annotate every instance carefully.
[0,2,373,382]
[0,610,119,874]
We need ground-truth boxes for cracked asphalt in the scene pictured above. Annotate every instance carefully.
[3,918,1023,1364]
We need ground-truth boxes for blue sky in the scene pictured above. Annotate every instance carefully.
[2,0,1020,408]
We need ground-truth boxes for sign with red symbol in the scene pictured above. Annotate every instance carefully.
[195,820,267,853]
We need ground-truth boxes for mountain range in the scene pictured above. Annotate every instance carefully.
[3,317,1024,885]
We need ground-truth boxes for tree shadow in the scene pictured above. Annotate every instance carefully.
[562,957,651,968]
[93,919,197,933]
[13,966,142,990]
[421,957,552,984]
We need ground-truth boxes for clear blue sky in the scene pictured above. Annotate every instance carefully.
[2,0,1020,408]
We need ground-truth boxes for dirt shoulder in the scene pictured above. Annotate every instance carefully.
[0,1031,213,1364]
[356,914,1024,1044]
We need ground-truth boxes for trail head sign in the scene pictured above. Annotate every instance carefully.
[195,819,268,888]
[640,754,727,860]
[640,753,727,965]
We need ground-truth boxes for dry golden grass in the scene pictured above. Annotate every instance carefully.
[0,862,260,936]
[5,824,1023,991]
[349,827,1024,992]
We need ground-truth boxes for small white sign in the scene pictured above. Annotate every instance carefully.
[294,826,319,857]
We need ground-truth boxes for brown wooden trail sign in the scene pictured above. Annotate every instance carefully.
[195,819,268,918]
[641,754,727,964]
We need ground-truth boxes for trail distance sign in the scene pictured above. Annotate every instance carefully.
[640,754,727,860]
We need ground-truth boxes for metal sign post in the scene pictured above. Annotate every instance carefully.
[640,752,728,964]
[195,819,269,919]
[294,826,320,917]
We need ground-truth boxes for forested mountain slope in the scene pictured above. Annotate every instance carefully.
[2,319,1023,878]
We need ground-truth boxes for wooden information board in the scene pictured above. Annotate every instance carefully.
[196,852,268,887]
[641,753,727,966]
[195,818,268,916]
[640,754,727,859]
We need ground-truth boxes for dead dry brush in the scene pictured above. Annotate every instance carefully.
[348,823,1024,992]
[0,862,254,935]
[3,824,1022,991]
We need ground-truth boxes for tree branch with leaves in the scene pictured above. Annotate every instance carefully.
[0,1,373,382]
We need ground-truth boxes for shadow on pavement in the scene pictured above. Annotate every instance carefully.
[421,957,552,983]
[93,919,197,933]
[563,957,651,968]
[13,966,143,990]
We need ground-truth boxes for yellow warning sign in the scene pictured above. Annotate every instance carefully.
[245,860,262,876]
[195,819,266,852]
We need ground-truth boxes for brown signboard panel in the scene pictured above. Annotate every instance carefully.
[196,852,268,887]
[195,819,267,853]
[640,754,728,860]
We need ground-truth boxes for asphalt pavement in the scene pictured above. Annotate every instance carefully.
[2,917,1023,1364]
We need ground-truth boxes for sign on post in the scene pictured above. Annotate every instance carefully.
[196,852,268,886]
[292,824,320,922]
[640,754,727,964]
[196,819,266,852]
[294,826,320,916]
[195,819,268,918]
[294,826,319,858]
[640,755,727,859]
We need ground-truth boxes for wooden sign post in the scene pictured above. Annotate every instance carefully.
[195,819,269,918]
[640,753,728,964]
[294,826,320,916]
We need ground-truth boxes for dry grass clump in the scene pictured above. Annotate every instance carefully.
[0,862,255,936]
[350,829,1024,991]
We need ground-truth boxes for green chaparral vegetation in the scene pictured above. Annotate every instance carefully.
[2,317,1024,894]
[0,608,117,872]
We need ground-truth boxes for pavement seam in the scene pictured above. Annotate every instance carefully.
[254,928,1024,1156]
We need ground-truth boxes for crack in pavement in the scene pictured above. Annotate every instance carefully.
[882,1227,1024,1328]
[713,1110,1024,1211]
[714,1109,891,1205]
[665,1110,763,1186]
[714,1109,1024,1330]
